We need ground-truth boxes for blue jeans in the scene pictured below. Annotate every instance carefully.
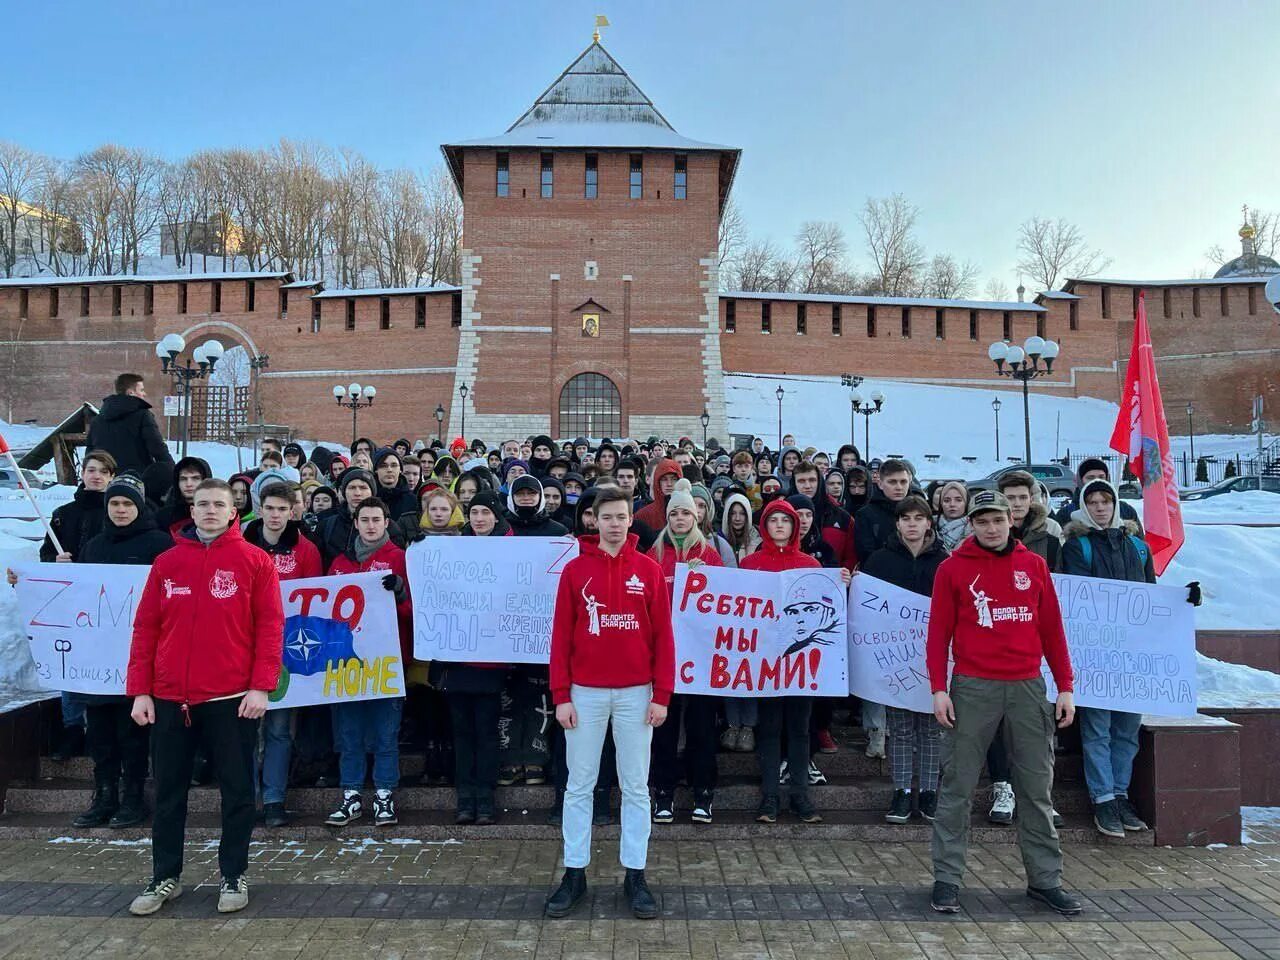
[724,698,757,727]
[1078,707,1143,804]
[61,692,85,728]
[260,708,293,805]
[333,697,404,792]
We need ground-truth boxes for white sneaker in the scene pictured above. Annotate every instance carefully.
[325,790,363,827]
[989,781,1015,824]
[217,875,249,913]
[866,728,886,759]
[807,761,827,786]
[129,877,182,916]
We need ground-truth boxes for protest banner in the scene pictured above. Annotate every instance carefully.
[270,571,402,709]
[845,572,1198,717]
[12,562,148,694]
[407,536,578,665]
[11,564,402,708]
[672,563,848,697]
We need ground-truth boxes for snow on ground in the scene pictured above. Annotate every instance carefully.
[726,373,1122,480]
[1162,525,1280,630]
[1198,655,1280,708]
[1179,491,1280,525]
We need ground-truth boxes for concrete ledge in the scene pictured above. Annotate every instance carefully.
[1197,630,1280,674]
[1199,707,1280,806]
[1129,713,1241,846]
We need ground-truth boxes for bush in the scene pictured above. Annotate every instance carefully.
[1195,457,1209,483]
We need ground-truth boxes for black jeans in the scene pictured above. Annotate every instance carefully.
[85,702,149,783]
[757,697,812,802]
[650,694,719,799]
[151,697,257,883]
[447,692,501,808]
[499,668,552,768]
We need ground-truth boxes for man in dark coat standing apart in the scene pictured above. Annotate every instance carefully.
[87,373,174,474]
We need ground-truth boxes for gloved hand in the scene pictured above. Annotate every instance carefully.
[1186,581,1202,606]
[382,573,406,602]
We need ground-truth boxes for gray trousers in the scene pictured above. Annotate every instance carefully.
[931,675,1063,890]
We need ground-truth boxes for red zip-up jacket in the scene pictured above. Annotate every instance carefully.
[739,499,821,573]
[926,536,1073,694]
[243,518,323,581]
[126,522,284,705]
[550,533,675,706]
[328,538,413,663]
[648,533,723,594]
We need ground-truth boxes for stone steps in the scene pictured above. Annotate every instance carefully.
[0,808,1151,845]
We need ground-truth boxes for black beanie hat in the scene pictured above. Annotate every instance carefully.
[104,474,147,512]
[786,493,815,514]
[469,490,504,517]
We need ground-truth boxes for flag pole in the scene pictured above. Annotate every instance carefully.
[0,432,65,557]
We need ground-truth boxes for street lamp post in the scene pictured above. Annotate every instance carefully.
[248,353,270,460]
[841,373,865,448]
[435,403,445,444]
[850,389,884,460]
[700,408,710,453]
[155,333,224,458]
[992,396,1003,462]
[1186,401,1196,486]
[987,336,1059,466]
[333,382,376,446]
[775,386,785,451]
[458,382,470,444]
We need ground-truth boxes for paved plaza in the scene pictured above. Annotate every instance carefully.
[2,827,1280,960]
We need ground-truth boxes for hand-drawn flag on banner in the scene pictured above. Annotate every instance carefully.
[282,614,359,677]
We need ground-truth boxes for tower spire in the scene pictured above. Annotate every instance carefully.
[593,14,609,43]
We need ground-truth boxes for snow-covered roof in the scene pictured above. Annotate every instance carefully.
[281,279,323,289]
[312,285,461,299]
[721,290,1046,313]
[0,271,291,288]
[1066,275,1268,288]
[448,122,733,152]
[1036,290,1080,300]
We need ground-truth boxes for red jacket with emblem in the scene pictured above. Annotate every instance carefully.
[550,533,675,706]
[328,537,413,662]
[739,500,822,573]
[242,518,323,581]
[126,522,284,704]
[926,536,1073,694]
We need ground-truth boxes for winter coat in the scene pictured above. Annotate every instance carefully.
[1014,502,1063,570]
[1059,518,1156,584]
[925,537,1072,695]
[507,508,569,538]
[1052,488,1140,530]
[126,522,284,705]
[376,479,420,526]
[852,486,902,566]
[40,486,107,562]
[154,456,212,536]
[633,459,682,532]
[860,530,948,597]
[241,518,324,581]
[740,499,821,574]
[80,509,174,567]
[720,492,761,563]
[812,493,857,569]
[648,532,723,594]
[329,538,414,664]
[550,533,675,706]
[86,394,173,474]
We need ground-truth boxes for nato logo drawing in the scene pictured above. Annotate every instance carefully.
[282,614,360,677]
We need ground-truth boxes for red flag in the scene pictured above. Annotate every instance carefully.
[0,429,8,455]
[1108,291,1185,574]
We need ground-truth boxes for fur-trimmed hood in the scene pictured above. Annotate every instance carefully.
[1063,517,1143,540]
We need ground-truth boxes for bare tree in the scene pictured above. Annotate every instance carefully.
[1016,216,1109,290]
[35,158,84,276]
[730,238,796,292]
[860,194,926,296]
[795,220,847,293]
[1205,207,1278,269]
[923,254,980,299]
[984,277,1011,302]
[0,141,43,277]
[717,197,745,274]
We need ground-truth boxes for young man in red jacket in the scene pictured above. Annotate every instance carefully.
[925,490,1081,917]
[545,486,674,921]
[325,497,411,830]
[125,478,284,917]
[242,482,323,827]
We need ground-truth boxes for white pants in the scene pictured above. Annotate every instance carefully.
[563,683,653,870]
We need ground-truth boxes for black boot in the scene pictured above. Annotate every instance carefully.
[73,777,118,827]
[53,724,86,762]
[110,779,147,828]
[544,867,587,918]
[624,868,658,919]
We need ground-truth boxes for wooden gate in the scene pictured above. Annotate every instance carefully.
[188,384,250,441]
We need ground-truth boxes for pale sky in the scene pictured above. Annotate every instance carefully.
[8,0,1277,291]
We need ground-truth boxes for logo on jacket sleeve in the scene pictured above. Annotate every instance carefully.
[582,578,606,635]
[209,569,239,599]
[163,579,191,599]
[1013,570,1032,591]
[274,552,298,575]
[625,573,645,595]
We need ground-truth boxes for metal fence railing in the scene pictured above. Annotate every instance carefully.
[1057,450,1278,488]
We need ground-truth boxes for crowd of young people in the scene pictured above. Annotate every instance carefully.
[9,371,1201,920]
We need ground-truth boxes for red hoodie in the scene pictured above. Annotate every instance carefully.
[127,522,284,705]
[926,536,1073,694]
[740,499,822,573]
[550,533,675,706]
[634,459,682,533]
[328,538,414,663]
